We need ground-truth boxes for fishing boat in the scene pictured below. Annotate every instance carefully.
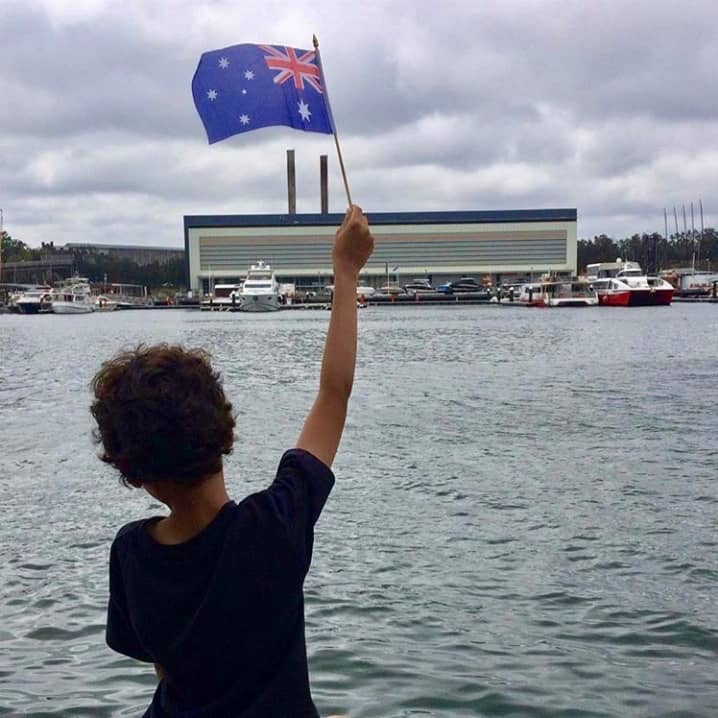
[586,261,673,306]
[239,262,280,312]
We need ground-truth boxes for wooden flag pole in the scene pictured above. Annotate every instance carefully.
[313,35,353,207]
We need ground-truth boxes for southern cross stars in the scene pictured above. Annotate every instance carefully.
[218,57,229,69]
[244,70,255,80]
[239,114,250,126]
[297,100,311,122]
[207,89,218,100]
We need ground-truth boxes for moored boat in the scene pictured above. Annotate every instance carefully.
[517,282,548,307]
[16,287,54,314]
[200,283,242,311]
[543,279,598,307]
[586,261,673,306]
[52,278,96,314]
[95,295,119,312]
[239,262,280,312]
[403,278,434,294]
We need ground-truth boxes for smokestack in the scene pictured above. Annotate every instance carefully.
[287,149,296,214]
[320,155,328,214]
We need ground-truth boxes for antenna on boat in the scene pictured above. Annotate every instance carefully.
[673,206,679,238]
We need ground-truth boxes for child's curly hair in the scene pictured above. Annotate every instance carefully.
[91,344,235,485]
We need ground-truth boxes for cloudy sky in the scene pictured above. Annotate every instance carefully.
[2,0,717,248]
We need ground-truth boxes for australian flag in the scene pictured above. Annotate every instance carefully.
[192,43,335,144]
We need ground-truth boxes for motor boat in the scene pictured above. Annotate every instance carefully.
[436,277,492,298]
[239,262,280,312]
[542,280,598,307]
[200,283,243,311]
[376,284,406,296]
[16,287,54,314]
[52,278,96,314]
[586,261,673,306]
[403,279,434,294]
[94,295,119,312]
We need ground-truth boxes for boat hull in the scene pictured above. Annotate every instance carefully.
[597,288,673,307]
[17,302,51,314]
[239,294,280,312]
[546,298,599,307]
[52,302,95,314]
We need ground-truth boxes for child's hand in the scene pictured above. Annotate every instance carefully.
[333,205,374,278]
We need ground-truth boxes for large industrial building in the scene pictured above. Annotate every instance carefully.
[184,209,577,294]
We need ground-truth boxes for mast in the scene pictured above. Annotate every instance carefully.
[699,199,704,270]
[691,201,696,273]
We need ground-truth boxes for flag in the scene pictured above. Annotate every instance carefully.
[192,43,335,144]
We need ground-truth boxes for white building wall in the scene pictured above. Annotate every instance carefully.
[186,216,577,292]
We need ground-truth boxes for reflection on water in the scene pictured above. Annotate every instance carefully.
[1,306,717,716]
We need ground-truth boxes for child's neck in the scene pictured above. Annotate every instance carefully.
[146,472,231,545]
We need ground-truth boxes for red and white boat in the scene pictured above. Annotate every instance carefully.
[586,261,673,307]
[517,279,598,307]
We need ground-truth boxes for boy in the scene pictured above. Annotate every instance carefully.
[91,206,374,717]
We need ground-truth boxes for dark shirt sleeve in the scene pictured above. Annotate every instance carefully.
[106,535,153,663]
[267,448,335,568]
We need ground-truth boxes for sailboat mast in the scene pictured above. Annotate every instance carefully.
[699,199,704,270]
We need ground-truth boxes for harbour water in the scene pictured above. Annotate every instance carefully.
[1,305,717,717]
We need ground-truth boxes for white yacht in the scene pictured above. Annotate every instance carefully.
[52,278,96,314]
[239,262,280,312]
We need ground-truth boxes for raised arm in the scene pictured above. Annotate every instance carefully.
[296,206,374,466]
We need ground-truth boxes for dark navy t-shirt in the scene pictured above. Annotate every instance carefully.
[106,449,335,718]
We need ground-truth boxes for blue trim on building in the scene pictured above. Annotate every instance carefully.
[184,208,576,231]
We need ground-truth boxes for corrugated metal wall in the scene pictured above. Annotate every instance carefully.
[199,235,567,271]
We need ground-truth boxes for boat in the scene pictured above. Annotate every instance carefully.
[52,278,96,314]
[376,284,406,296]
[95,295,119,312]
[586,261,673,306]
[239,262,280,312]
[517,282,548,306]
[542,279,598,307]
[660,269,718,297]
[403,279,434,294]
[16,287,54,314]
[436,277,492,298]
[200,283,242,311]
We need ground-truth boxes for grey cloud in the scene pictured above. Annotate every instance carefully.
[1,0,717,247]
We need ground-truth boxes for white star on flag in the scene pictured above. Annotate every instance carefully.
[244,70,255,80]
[218,57,229,69]
[239,114,250,125]
[297,100,311,122]
[207,89,218,100]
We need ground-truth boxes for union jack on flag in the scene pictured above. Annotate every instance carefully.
[192,42,334,145]
[260,45,323,93]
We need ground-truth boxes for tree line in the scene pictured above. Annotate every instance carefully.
[1,233,184,289]
[578,228,718,274]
